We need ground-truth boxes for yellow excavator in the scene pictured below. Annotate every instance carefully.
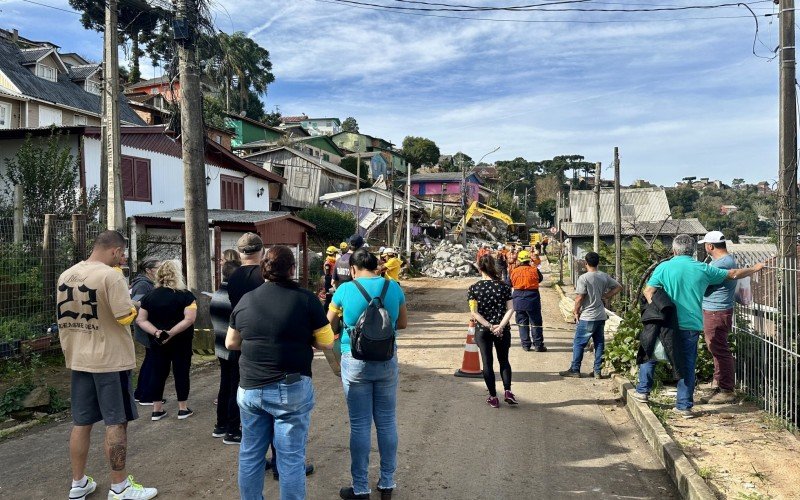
[453,201,526,242]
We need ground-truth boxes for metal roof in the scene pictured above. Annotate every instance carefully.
[568,187,671,224]
[728,243,777,267]
[125,75,170,90]
[319,187,425,208]
[244,146,357,180]
[562,218,707,237]
[407,171,484,183]
[18,47,52,64]
[135,209,290,224]
[0,39,145,125]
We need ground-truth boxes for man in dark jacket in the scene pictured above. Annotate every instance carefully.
[632,235,764,418]
[130,259,160,404]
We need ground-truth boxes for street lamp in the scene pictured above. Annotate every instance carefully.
[496,177,525,207]
[462,146,500,245]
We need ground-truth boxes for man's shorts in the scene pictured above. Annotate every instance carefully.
[71,370,138,426]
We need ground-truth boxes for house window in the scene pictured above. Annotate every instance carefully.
[74,114,87,126]
[121,155,152,202]
[220,174,244,210]
[295,170,311,188]
[273,165,285,178]
[322,154,330,162]
[0,102,10,129]
[150,87,159,94]
[38,106,62,126]
[35,64,57,82]
[84,80,101,95]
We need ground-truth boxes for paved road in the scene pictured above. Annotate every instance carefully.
[0,277,676,499]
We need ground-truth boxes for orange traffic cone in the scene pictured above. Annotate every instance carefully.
[454,319,482,378]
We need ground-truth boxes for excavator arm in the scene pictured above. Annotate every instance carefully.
[453,201,514,235]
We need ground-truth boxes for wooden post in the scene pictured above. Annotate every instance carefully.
[13,184,23,245]
[181,223,188,281]
[42,214,57,318]
[613,147,622,281]
[104,0,125,230]
[71,213,87,264]
[302,230,309,288]
[557,191,564,285]
[779,0,798,266]
[214,226,222,289]
[355,154,361,233]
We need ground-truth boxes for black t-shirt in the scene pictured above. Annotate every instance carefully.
[468,279,512,324]
[334,253,353,283]
[227,264,264,309]
[230,282,328,389]
[140,287,196,336]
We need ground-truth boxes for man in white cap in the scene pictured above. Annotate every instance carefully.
[699,231,738,404]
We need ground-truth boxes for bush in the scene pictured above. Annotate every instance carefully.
[297,206,356,248]
[605,308,641,376]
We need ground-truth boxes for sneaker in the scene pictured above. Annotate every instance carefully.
[704,389,737,405]
[630,391,649,403]
[339,487,370,499]
[594,371,605,379]
[521,345,531,351]
[377,485,393,499]
[137,399,166,407]
[503,390,518,405]
[486,396,500,408]
[222,433,241,445]
[150,410,167,421]
[69,476,96,500]
[674,408,697,419]
[177,408,193,420]
[559,369,581,378]
[212,426,227,438]
[533,345,548,352]
[107,476,157,500]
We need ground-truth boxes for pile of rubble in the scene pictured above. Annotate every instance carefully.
[420,240,480,278]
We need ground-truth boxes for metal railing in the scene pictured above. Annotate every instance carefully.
[732,261,800,429]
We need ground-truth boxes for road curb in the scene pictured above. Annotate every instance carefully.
[612,374,716,500]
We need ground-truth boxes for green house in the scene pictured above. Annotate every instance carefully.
[331,131,407,174]
[224,113,286,148]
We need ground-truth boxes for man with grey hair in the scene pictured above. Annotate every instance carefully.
[633,234,764,418]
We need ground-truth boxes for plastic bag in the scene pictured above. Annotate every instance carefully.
[735,276,752,306]
[653,338,669,362]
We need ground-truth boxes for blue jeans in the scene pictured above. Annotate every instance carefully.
[636,330,700,410]
[341,352,399,495]
[516,309,544,349]
[237,377,315,500]
[570,320,605,373]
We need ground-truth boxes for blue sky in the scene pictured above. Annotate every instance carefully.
[0,0,783,186]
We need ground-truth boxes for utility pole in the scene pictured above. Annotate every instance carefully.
[355,154,361,233]
[593,161,601,252]
[778,0,798,266]
[613,147,622,281]
[389,162,394,246]
[460,155,468,246]
[405,165,412,256]
[103,0,124,231]
[177,0,212,299]
[557,190,564,285]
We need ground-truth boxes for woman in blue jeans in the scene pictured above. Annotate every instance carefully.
[328,248,408,500]
[226,246,334,500]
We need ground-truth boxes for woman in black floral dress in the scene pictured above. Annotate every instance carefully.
[467,254,518,408]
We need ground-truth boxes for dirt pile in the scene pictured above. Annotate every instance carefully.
[420,241,480,278]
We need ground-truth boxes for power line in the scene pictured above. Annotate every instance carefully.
[15,0,81,15]
[314,0,766,23]
[329,0,772,13]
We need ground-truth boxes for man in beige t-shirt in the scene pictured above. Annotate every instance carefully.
[57,230,157,500]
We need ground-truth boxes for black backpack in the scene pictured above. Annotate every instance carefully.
[349,279,396,361]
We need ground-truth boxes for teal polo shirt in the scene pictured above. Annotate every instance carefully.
[331,276,405,354]
[647,255,729,331]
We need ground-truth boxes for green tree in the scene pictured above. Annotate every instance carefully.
[537,199,557,225]
[339,156,369,182]
[68,0,165,83]
[297,206,356,248]
[665,187,699,217]
[732,178,745,189]
[1,132,82,220]
[341,117,359,133]
[263,106,282,127]
[202,94,229,131]
[401,136,440,171]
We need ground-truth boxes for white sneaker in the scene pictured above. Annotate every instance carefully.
[70,476,97,499]
[107,476,157,500]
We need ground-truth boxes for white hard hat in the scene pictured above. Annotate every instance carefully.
[698,231,725,244]
[384,247,396,255]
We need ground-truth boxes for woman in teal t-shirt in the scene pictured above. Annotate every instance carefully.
[328,248,407,500]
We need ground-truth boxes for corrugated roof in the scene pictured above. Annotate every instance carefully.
[568,187,671,224]
[408,171,484,183]
[18,47,51,64]
[68,64,100,81]
[244,146,357,180]
[125,75,170,90]
[135,208,280,223]
[728,243,777,267]
[0,40,145,125]
[281,115,308,123]
[562,218,706,237]
[318,187,425,208]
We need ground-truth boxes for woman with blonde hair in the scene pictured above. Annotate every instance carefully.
[136,261,198,420]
